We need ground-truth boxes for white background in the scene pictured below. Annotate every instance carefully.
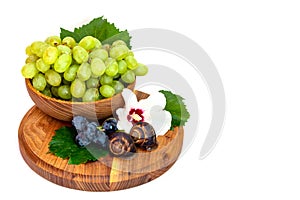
[1,0,300,199]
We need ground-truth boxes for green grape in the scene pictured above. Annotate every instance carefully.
[70,79,86,98]
[101,44,111,52]
[121,70,135,84]
[117,60,128,75]
[43,46,59,65]
[36,58,50,73]
[113,73,121,80]
[105,64,118,77]
[105,58,118,77]
[42,88,52,97]
[127,51,134,57]
[86,77,100,88]
[90,57,106,77]
[109,45,129,60]
[111,40,127,47]
[72,98,82,102]
[91,74,100,79]
[25,45,33,55]
[94,38,102,49]
[57,45,72,55]
[111,80,124,94]
[62,79,71,85]
[98,94,104,100]
[45,69,61,86]
[21,63,38,78]
[100,85,115,98]
[45,36,61,46]
[72,46,89,64]
[62,37,76,48]
[54,54,72,73]
[51,86,59,97]
[133,63,148,76]
[125,55,138,70]
[89,48,108,61]
[78,36,96,51]
[58,85,72,100]
[63,64,79,82]
[77,62,92,81]
[32,73,47,91]
[82,88,100,102]
[45,83,51,89]
[100,74,113,85]
[25,54,39,63]
[30,41,49,57]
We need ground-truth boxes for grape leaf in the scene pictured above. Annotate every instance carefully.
[48,126,108,165]
[159,90,190,129]
[60,16,131,48]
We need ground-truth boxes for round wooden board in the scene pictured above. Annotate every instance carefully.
[18,106,184,191]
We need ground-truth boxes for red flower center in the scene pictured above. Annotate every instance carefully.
[127,108,144,124]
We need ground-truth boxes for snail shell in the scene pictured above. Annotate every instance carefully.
[129,122,157,151]
[108,132,136,157]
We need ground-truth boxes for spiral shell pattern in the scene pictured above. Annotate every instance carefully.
[108,132,136,157]
[129,122,157,151]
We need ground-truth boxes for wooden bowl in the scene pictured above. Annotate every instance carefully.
[25,78,136,121]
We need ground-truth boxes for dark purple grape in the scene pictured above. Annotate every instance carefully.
[92,130,108,148]
[75,131,91,147]
[102,118,118,134]
[85,122,98,141]
[72,116,108,148]
[72,116,89,131]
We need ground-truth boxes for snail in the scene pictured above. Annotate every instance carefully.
[129,122,157,151]
[108,131,136,157]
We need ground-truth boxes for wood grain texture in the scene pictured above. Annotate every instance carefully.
[25,78,136,121]
[18,106,184,191]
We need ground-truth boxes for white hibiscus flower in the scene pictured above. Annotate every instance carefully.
[116,89,172,135]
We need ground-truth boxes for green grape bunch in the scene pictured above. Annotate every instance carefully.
[21,36,148,102]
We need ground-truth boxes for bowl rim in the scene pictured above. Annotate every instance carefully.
[25,78,136,105]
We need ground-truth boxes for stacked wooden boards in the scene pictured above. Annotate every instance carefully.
[18,106,184,191]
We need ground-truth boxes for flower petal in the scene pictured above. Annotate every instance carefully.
[138,91,166,111]
[148,109,172,136]
[121,88,138,109]
[116,108,133,133]
[117,89,171,136]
